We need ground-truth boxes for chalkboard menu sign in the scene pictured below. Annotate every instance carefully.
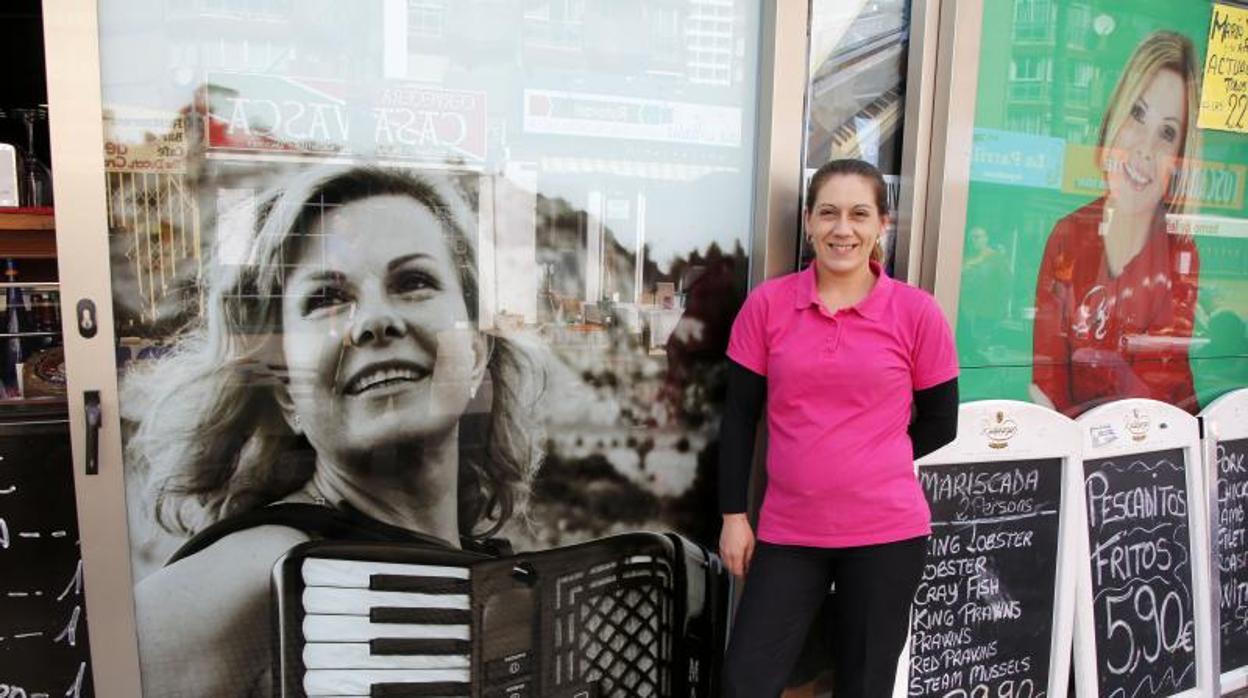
[0,411,93,697]
[1217,437,1248,676]
[1082,447,1197,697]
[908,457,1063,698]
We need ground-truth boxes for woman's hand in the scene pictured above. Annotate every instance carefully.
[719,513,755,578]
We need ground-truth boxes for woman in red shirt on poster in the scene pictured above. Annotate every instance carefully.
[1031,31,1202,416]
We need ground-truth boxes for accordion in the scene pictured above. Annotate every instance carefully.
[272,532,732,698]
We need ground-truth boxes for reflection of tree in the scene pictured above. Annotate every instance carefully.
[660,241,746,549]
[665,435,723,548]
[630,435,655,471]
[662,241,747,425]
[530,227,747,550]
[527,449,660,544]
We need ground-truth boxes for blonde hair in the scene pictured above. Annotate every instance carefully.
[1096,30,1201,214]
[122,165,545,539]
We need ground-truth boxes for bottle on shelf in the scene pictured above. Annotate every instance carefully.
[29,290,57,353]
[2,258,26,397]
[14,107,53,208]
[0,141,17,207]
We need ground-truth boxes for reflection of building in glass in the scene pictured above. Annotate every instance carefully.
[162,0,386,80]
[1011,0,1054,43]
[687,0,735,85]
[407,0,448,39]
[479,164,540,328]
[523,0,586,51]
[1004,0,1095,143]
[166,0,293,21]
[805,0,910,175]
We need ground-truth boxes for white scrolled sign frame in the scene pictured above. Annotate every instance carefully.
[1199,387,1248,694]
[894,399,1081,698]
[1073,398,1214,698]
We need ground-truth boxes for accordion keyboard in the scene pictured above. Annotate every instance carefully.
[275,534,730,698]
[298,557,473,697]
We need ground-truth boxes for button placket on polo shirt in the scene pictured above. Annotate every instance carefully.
[820,308,843,355]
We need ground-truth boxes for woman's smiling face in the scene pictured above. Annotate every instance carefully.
[805,174,887,279]
[1104,68,1186,216]
[279,194,483,460]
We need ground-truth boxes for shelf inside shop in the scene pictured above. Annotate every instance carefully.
[0,396,69,420]
[0,207,56,258]
[0,206,54,229]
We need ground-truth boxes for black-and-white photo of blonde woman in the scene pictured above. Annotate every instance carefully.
[120,165,545,696]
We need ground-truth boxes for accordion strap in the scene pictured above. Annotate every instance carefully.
[166,502,506,565]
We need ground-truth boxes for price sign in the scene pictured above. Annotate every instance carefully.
[895,400,1082,698]
[1082,448,1198,696]
[1199,387,1248,693]
[1198,4,1248,134]
[1074,399,1214,698]
[0,412,94,697]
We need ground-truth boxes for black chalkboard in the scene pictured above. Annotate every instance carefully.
[908,457,1063,698]
[1083,447,1196,697]
[1216,437,1248,676]
[0,407,93,698]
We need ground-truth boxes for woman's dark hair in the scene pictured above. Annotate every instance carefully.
[805,158,889,217]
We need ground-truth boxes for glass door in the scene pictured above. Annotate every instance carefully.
[804,0,914,277]
[48,0,778,695]
[801,0,939,283]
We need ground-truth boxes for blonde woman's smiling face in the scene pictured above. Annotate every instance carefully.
[1104,68,1186,216]
[279,194,483,460]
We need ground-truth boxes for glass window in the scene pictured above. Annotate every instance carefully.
[957,0,1248,424]
[96,1,762,695]
[407,0,447,39]
[803,0,912,273]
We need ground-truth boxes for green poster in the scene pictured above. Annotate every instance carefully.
[957,0,1248,415]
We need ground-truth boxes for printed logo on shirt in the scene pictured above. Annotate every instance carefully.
[983,411,1018,450]
[1072,285,1111,340]
[1125,408,1150,442]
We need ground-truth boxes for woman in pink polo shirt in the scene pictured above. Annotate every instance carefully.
[718,158,959,698]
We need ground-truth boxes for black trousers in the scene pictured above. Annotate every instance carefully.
[722,536,927,698]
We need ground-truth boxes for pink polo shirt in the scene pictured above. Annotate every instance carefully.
[726,262,958,548]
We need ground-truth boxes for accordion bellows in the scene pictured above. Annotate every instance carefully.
[273,532,732,697]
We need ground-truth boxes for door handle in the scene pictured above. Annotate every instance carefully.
[84,390,101,475]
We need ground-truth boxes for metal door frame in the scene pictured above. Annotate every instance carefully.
[43,2,142,696]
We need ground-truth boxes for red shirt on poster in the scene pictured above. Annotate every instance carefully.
[1032,198,1200,416]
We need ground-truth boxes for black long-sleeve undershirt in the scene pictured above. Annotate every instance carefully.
[717,360,959,515]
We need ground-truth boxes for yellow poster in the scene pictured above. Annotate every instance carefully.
[1199,3,1248,133]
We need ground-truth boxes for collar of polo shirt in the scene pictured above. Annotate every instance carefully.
[793,259,894,319]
